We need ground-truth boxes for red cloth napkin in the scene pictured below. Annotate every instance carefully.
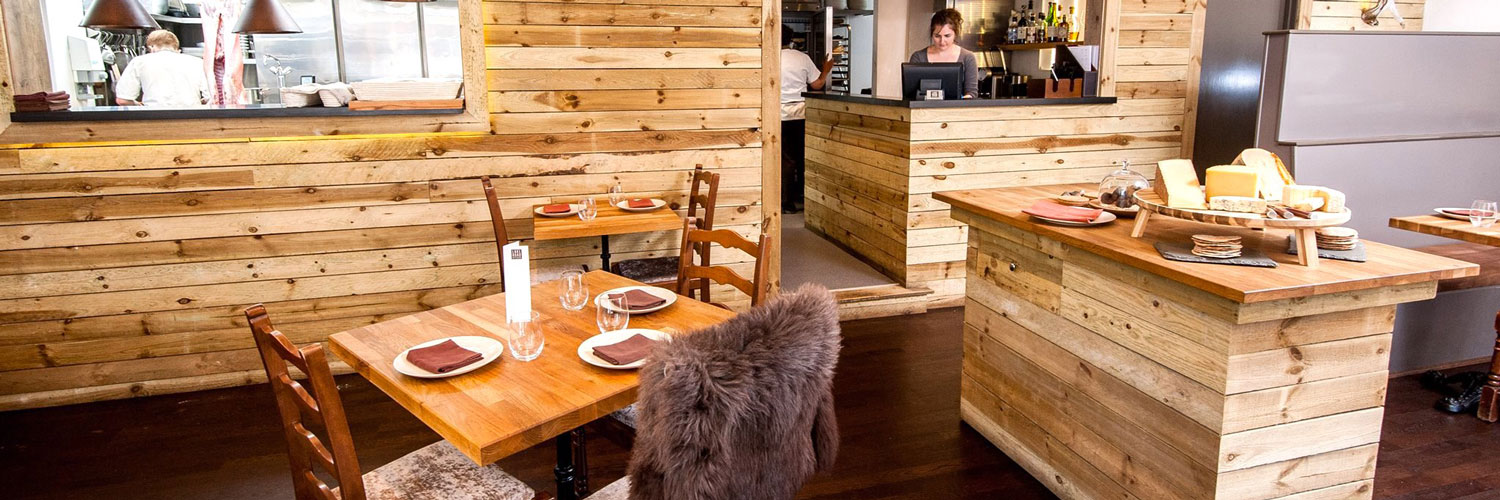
[543,203,572,214]
[592,334,655,365]
[405,339,484,374]
[627,198,654,208]
[608,289,667,311]
[1023,201,1103,223]
[1443,209,1495,217]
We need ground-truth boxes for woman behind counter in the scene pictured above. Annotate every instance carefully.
[909,8,979,98]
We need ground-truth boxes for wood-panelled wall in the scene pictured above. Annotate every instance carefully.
[1299,0,1427,31]
[0,0,778,410]
[804,0,1203,307]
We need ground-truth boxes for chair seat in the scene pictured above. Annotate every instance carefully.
[611,256,680,284]
[583,477,631,500]
[609,404,638,428]
[1418,243,1500,292]
[358,440,535,500]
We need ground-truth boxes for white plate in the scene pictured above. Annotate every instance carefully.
[615,199,668,212]
[1030,210,1117,227]
[534,204,583,218]
[595,286,677,315]
[578,328,670,370]
[1435,208,1494,221]
[393,336,505,379]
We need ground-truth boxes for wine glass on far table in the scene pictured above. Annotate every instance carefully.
[608,182,624,207]
[579,197,598,221]
[559,270,588,311]
[1470,200,1498,228]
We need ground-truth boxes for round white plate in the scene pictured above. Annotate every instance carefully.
[534,204,583,218]
[1031,210,1117,227]
[595,286,677,315]
[578,328,670,370]
[615,199,668,212]
[1435,207,1493,221]
[393,336,505,379]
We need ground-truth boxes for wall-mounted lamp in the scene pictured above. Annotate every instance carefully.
[234,0,303,34]
[79,0,162,31]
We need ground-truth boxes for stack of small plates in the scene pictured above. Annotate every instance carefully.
[1192,234,1243,259]
[1315,227,1359,251]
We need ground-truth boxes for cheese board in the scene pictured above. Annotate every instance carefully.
[1130,189,1353,268]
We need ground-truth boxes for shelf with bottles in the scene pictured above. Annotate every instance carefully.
[996,41,1083,51]
[1003,0,1084,48]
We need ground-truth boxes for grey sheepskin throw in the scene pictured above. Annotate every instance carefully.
[625,284,842,500]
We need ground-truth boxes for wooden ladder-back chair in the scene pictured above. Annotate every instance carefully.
[674,216,771,307]
[246,305,535,500]
[611,166,720,285]
[481,176,511,292]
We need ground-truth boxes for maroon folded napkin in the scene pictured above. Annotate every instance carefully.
[592,334,655,365]
[609,289,667,311]
[1023,200,1103,223]
[1442,209,1495,217]
[14,91,68,102]
[627,198,654,209]
[543,203,572,214]
[405,339,484,374]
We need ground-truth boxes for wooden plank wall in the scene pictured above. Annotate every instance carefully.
[0,0,773,410]
[804,0,1203,307]
[1299,0,1427,31]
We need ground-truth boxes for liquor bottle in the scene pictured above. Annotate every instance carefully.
[1046,2,1058,42]
[1007,11,1020,45]
[1067,6,1080,42]
[1030,11,1042,43]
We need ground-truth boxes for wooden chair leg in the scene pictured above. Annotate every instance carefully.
[1478,312,1500,422]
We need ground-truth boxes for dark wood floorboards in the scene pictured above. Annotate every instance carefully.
[0,307,1495,499]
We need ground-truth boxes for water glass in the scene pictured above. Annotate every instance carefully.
[507,311,545,361]
[1470,200,1498,228]
[579,197,598,221]
[559,270,588,311]
[608,182,624,207]
[596,300,630,334]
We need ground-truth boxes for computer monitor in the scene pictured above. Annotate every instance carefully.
[901,63,962,101]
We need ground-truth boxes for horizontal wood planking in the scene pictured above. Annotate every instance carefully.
[489,89,758,112]
[485,47,760,69]
[482,2,762,27]
[483,25,761,48]
[488,69,761,90]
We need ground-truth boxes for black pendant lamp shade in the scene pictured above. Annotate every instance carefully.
[79,0,161,31]
[234,0,303,34]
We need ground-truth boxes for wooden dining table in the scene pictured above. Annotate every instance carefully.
[533,202,682,270]
[328,270,736,499]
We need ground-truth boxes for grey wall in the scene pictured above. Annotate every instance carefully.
[1190,0,1295,169]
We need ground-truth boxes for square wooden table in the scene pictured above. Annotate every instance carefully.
[1390,214,1500,423]
[328,270,735,498]
[533,203,682,270]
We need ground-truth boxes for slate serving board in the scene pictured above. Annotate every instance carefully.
[1154,241,1279,268]
[1286,235,1367,263]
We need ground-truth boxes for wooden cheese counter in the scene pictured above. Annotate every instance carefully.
[935,185,1476,500]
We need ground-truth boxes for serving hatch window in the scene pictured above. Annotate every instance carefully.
[22,0,463,113]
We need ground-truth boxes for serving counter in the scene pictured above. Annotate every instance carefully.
[935,185,1476,499]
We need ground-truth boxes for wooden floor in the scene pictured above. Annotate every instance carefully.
[1,308,1496,499]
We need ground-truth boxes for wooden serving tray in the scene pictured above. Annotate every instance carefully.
[1130,189,1354,268]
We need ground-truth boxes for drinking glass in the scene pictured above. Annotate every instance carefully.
[579,197,598,221]
[596,300,630,334]
[1471,200,1498,228]
[608,182,624,207]
[559,270,588,311]
[507,311,544,361]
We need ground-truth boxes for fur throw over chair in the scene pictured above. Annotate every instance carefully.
[624,284,842,500]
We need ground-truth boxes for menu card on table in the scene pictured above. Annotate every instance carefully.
[502,241,532,323]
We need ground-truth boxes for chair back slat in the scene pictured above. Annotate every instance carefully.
[481,176,510,292]
[246,305,366,500]
[674,218,771,306]
[687,166,720,229]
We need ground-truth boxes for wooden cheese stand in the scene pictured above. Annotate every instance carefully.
[1130,190,1353,268]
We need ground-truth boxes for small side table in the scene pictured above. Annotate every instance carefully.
[534,204,682,270]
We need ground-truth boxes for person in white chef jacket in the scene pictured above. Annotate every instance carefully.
[116,30,209,107]
[780,25,833,214]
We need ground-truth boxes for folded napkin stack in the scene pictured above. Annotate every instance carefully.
[592,334,655,365]
[406,339,484,373]
[14,91,70,112]
[609,289,666,311]
[543,203,572,214]
[627,198,655,209]
[1022,200,1103,223]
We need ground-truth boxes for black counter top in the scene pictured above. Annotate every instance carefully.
[10,104,466,122]
[801,92,1116,109]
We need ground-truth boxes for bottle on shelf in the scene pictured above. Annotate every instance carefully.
[1046,2,1058,42]
[1067,6,1080,42]
[1017,5,1032,44]
[1007,10,1020,45]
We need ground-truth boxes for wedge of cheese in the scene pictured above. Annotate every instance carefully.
[1314,187,1346,213]
[1284,185,1346,213]
[1233,148,1295,201]
[1205,165,1261,200]
[1209,196,1267,214]
[1153,159,1207,209]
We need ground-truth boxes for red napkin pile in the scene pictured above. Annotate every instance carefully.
[14,91,69,112]
[543,203,572,214]
[627,198,655,209]
[1023,201,1102,223]
[608,289,667,311]
[592,334,655,365]
[405,339,484,373]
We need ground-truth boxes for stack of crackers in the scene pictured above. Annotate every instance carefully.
[1315,227,1359,251]
[1192,234,1243,259]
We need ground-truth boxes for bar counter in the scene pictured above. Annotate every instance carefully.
[935,185,1476,499]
